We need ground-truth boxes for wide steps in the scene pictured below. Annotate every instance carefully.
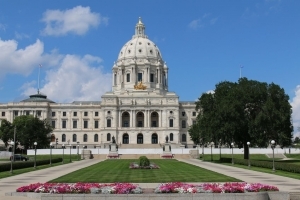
[119,144,161,149]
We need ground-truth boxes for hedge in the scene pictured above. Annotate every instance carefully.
[219,157,300,173]
[0,158,63,172]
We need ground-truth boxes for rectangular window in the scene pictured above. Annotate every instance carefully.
[95,112,99,117]
[169,119,173,127]
[51,120,56,128]
[182,120,186,128]
[84,120,88,129]
[94,120,99,129]
[150,73,154,82]
[63,112,66,116]
[138,73,143,81]
[73,120,77,128]
[14,111,18,116]
[192,112,196,116]
[1,112,5,116]
[107,119,111,127]
[182,112,185,116]
[127,73,130,82]
[123,121,129,127]
[52,112,56,117]
[84,112,88,116]
[37,111,41,116]
[73,112,77,117]
[151,121,157,127]
[62,120,66,129]
[138,121,143,127]
[25,111,30,115]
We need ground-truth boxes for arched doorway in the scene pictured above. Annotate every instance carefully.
[150,112,159,127]
[151,133,158,144]
[136,112,144,127]
[122,112,130,127]
[137,133,143,144]
[123,133,129,144]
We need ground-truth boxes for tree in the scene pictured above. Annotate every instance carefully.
[194,78,293,159]
[294,137,300,144]
[0,119,14,147]
[0,115,53,150]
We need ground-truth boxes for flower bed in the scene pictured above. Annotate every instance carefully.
[16,183,142,194]
[129,162,160,169]
[154,182,279,193]
[16,182,279,194]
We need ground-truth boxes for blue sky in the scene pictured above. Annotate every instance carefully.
[0,0,299,137]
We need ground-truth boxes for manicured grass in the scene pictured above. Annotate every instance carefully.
[49,159,241,183]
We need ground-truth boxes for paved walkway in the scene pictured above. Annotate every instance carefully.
[0,159,299,200]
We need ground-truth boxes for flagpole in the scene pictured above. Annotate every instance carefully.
[38,64,42,94]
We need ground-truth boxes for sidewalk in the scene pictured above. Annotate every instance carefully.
[1,158,299,200]
[177,159,300,193]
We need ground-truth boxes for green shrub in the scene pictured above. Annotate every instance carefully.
[139,156,150,167]
[0,158,62,172]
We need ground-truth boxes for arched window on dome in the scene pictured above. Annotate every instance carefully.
[138,73,143,82]
[126,73,130,82]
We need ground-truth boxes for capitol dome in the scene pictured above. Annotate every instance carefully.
[117,17,163,62]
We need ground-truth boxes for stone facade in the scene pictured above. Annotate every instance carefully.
[0,18,197,149]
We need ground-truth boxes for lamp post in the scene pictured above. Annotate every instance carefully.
[77,144,80,161]
[82,145,85,160]
[210,142,214,161]
[271,140,276,172]
[69,144,72,163]
[50,142,53,166]
[247,141,250,168]
[219,139,222,160]
[62,143,65,164]
[10,141,15,174]
[231,142,234,165]
[34,142,37,169]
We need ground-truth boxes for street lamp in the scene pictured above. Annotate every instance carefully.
[210,142,214,161]
[271,140,276,172]
[82,145,85,160]
[10,141,15,174]
[34,142,37,169]
[219,139,222,160]
[247,141,250,168]
[77,144,80,161]
[62,143,65,164]
[231,142,234,165]
[50,142,53,166]
[69,144,72,163]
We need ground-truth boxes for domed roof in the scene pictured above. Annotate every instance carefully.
[117,18,162,62]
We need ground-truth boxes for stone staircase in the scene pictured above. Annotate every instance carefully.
[119,144,161,149]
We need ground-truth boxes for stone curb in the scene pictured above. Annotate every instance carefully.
[6,191,290,200]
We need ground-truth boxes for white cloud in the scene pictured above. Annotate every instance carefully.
[14,31,30,40]
[188,14,217,30]
[0,23,5,31]
[22,54,112,102]
[41,6,107,36]
[291,85,300,138]
[0,38,63,80]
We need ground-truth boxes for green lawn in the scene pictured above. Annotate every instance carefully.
[49,159,241,183]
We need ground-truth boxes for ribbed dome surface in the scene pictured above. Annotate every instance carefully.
[117,18,162,62]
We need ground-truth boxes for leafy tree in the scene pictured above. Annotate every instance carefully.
[0,119,14,147]
[193,78,293,159]
[0,115,53,150]
[294,137,300,144]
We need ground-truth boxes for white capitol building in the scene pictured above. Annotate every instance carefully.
[0,18,197,149]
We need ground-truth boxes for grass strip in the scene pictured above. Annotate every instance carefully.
[49,159,241,183]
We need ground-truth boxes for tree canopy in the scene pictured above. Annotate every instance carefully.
[189,78,293,158]
[0,115,53,149]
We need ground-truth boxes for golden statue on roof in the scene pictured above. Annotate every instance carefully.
[134,81,147,90]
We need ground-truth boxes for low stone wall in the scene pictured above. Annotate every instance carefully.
[6,191,290,200]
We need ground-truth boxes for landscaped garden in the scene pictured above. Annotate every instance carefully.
[49,159,241,183]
